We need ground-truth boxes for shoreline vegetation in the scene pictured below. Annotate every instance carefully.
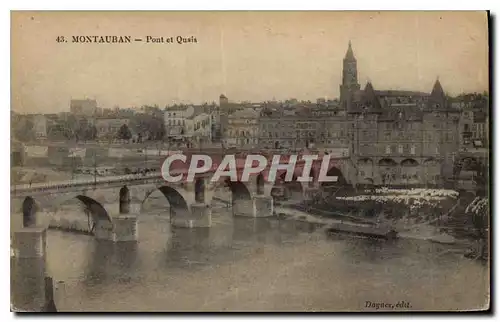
[290,186,488,261]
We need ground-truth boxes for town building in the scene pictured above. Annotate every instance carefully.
[164,105,212,145]
[258,102,349,152]
[259,107,296,149]
[343,41,461,187]
[32,114,47,139]
[224,108,260,148]
[70,99,98,117]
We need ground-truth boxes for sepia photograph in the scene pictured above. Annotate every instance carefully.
[9,11,490,312]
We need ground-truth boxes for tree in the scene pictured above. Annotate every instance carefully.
[117,123,132,141]
[12,117,34,142]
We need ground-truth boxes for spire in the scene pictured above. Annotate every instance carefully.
[427,78,447,110]
[344,40,355,61]
[362,81,382,112]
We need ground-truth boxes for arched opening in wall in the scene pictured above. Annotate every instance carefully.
[194,178,205,203]
[423,157,441,186]
[356,158,374,188]
[401,159,419,186]
[119,185,130,214]
[378,158,398,186]
[22,196,37,227]
[256,174,264,195]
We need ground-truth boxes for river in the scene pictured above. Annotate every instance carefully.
[13,196,489,312]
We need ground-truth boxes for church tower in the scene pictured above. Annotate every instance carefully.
[427,78,447,110]
[340,41,360,110]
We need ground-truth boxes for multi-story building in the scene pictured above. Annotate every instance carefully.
[164,105,212,145]
[164,105,189,140]
[70,99,98,117]
[259,108,296,149]
[224,108,260,148]
[188,108,212,145]
[32,114,47,139]
[344,42,461,187]
[455,95,489,190]
[258,103,349,152]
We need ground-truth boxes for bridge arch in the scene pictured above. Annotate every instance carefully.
[75,195,112,224]
[156,186,190,211]
[225,179,252,201]
[138,185,191,220]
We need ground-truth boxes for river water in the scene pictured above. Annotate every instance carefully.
[14,195,489,312]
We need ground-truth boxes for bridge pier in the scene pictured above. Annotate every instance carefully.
[171,203,212,228]
[94,218,114,241]
[253,195,274,217]
[11,227,47,311]
[112,215,139,242]
[234,195,274,218]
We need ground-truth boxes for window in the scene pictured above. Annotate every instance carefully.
[398,144,403,154]
[385,145,391,154]
[410,145,416,155]
[360,170,365,177]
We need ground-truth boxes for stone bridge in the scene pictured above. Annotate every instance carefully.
[11,153,352,241]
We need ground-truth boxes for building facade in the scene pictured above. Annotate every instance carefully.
[32,114,47,139]
[258,103,349,153]
[344,42,461,187]
[164,105,212,145]
[70,99,98,117]
[224,108,260,148]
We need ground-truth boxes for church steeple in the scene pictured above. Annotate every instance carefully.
[344,40,356,61]
[427,78,447,110]
[340,40,360,110]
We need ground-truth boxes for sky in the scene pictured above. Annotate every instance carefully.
[11,11,489,114]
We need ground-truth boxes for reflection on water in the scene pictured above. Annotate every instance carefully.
[17,204,490,311]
